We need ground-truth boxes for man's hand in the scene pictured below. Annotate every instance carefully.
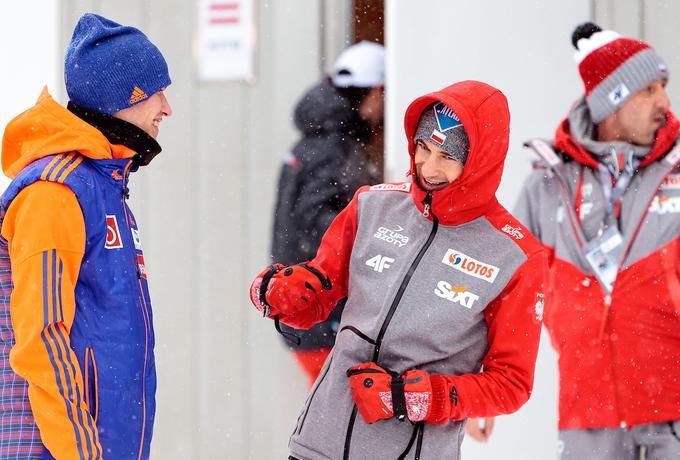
[249,262,332,321]
[346,362,436,424]
[466,417,495,442]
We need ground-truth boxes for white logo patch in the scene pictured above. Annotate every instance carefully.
[580,202,594,220]
[434,281,480,309]
[649,195,680,215]
[366,255,395,273]
[374,226,409,247]
[131,228,142,250]
[608,83,630,105]
[502,224,525,240]
[369,183,411,192]
[660,174,680,190]
[535,293,545,322]
[442,249,499,283]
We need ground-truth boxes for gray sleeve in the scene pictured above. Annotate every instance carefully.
[512,170,544,242]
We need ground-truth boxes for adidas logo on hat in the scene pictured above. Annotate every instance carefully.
[129,86,149,104]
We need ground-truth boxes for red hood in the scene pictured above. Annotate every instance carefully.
[554,109,680,169]
[404,80,510,226]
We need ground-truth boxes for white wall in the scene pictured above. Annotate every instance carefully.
[0,1,60,191]
[385,1,590,459]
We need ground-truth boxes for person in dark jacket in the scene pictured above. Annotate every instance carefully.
[271,41,385,386]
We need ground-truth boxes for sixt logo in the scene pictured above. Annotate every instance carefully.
[649,195,680,214]
[434,282,479,309]
[442,249,499,283]
[374,225,409,247]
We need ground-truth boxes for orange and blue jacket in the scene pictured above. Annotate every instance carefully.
[0,88,155,459]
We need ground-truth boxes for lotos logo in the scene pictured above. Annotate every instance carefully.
[434,282,479,309]
[374,225,409,247]
[105,215,123,249]
[649,195,680,215]
[502,224,525,240]
[442,249,499,283]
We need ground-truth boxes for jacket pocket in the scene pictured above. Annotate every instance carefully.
[84,347,99,422]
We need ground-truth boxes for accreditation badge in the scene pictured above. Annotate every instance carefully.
[583,227,624,293]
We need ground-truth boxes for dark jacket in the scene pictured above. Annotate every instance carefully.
[271,78,379,350]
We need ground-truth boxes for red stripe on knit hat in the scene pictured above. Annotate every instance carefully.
[578,38,650,95]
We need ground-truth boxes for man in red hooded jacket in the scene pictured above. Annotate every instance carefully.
[249,80,547,459]
[514,22,680,459]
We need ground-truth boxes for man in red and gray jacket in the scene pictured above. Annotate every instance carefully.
[514,22,680,459]
[250,80,547,459]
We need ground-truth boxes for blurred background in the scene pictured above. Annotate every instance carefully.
[2,0,680,458]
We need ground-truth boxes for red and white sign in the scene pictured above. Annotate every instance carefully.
[105,215,123,249]
[442,248,499,283]
[137,254,148,279]
[197,0,254,81]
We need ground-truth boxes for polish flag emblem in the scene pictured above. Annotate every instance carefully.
[430,129,447,145]
[105,215,124,249]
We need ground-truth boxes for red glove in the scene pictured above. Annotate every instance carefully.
[347,363,450,424]
[249,262,332,323]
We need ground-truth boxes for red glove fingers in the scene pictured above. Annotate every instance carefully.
[249,263,332,321]
[249,264,284,317]
[265,263,331,315]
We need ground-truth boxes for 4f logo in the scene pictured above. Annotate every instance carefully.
[366,255,395,273]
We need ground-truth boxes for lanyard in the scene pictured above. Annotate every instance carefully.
[596,147,637,232]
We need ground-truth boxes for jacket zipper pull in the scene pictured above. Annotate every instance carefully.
[598,294,612,340]
[422,192,432,218]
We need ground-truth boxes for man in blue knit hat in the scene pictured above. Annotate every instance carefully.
[0,13,171,459]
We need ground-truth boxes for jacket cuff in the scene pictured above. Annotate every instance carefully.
[426,375,452,424]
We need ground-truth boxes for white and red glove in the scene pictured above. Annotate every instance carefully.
[346,362,452,424]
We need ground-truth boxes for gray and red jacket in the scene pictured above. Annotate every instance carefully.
[282,81,547,459]
[515,103,680,430]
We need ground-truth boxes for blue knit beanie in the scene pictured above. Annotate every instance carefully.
[65,13,171,115]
